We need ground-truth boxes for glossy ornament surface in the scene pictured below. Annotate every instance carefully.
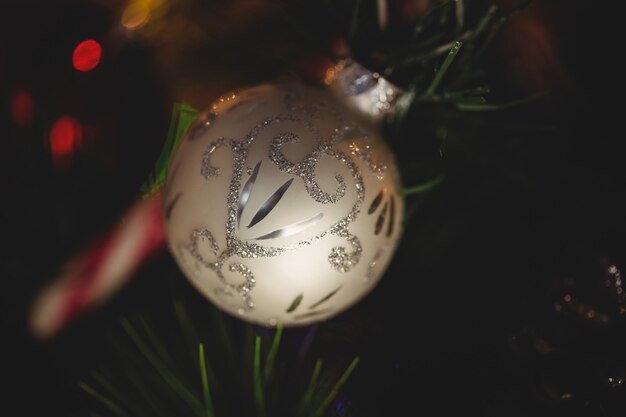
[164,83,403,326]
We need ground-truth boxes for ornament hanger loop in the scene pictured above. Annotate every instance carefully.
[324,59,404,124]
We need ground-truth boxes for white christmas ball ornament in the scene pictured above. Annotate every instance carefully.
[164,83,403,326]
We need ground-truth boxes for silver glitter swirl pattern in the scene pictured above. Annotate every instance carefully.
[200,138,239,180]
[227,262,256,309]
[269,133,347,204]
[349,141,387,179]
[188,229,220,268]
[186,90,371,312]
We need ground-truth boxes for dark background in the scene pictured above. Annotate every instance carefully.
[1,1,624,416]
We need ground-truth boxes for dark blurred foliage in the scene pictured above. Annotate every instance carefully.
[1,0,625,416]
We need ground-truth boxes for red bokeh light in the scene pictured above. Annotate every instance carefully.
[72,40,102,72]
[10,91,35,126]
[50,116,83,167]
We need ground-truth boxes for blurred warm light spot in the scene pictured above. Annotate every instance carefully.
[121,2,150,30]
[210,92,237,111]
[72,40,102,72]
[121,0,167,32]
[10,90,35,126]
[50,116,83,167]
[323,67,337,85]
[495,0,565,92]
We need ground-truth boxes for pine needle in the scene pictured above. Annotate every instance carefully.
[139,317,174,367]
[299,359,323,414]
[412,0,455,39]
[80,381,129,417]
[311,357,360,417]
[424,41,463,96]
[399,175,445,196]
[173,299,201,362]
[469,4,497,41]
[349,0,362,39]
[125,368,169,417]
[253,336,266,417]
[456,92,547,111]
[455,0,465,32]
[198,344,215,417]
[264,322,283,381]
[91,371,146,417]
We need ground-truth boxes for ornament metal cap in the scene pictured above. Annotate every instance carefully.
[324,59,404,124]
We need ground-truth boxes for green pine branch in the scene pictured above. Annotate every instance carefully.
[82,300,359,417]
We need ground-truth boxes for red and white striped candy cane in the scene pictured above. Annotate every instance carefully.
[29,194,166,339]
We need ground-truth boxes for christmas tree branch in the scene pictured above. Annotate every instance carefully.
[121,319,204,416]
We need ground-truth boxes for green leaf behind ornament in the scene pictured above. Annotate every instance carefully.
[141,102,199,197]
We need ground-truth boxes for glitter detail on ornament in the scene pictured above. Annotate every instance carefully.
[188,229,220,266]
[214,287,252,313]
[201,139,231,179]
[199,111,366,269]
[283,92,362,138]
[211,92,237,112]
[269,132,347,205]
[328,218,363,272]
[328,247,349,271]
[190,105,369,309]
[349,141,387,179]
[227,262,255,310]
